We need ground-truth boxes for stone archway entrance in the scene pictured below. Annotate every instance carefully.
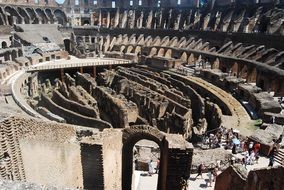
[122,126,166,190]
[64,39,71,53]
[122,125,193,190]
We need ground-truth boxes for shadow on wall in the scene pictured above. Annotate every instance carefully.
[81,143,104,190]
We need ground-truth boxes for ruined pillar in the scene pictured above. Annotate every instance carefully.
[60,68,65,83]
[93,66,96,78]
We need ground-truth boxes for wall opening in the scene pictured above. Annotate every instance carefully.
[112,1,116,8]
[1,41,7,48]
[132,139,160,190]
[64,39,71,53]
[122,126,167,190]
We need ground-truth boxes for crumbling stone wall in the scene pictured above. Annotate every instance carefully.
[52,89,99,118]
[40,94,111,130]
[215,165,247,190]
[93,86,138,128]
[215,165,284,190]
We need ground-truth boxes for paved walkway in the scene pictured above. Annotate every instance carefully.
[133,171,158,190]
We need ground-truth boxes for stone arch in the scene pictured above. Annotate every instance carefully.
[64,39,71,53]
[11,50,17,61]
[0,7,6,25]
[54,9,67,26]
[212,58,220,69]
[5,6,22,25]
[35,8,48,24]
[45,9,55,24]
[1,41,7,49]
[126,45,133,53]
[187,53,195,64]
[149,47,157,56]
[17,7,30,24]
[18,49,23,57]
[26,8,39,24]
[122,125,167,190]
[157,48,165,56]
[120,45,126,53]
[164,49,172,58]
[239,64,248,79]
[180,52,188,62]
[134,46,141,55]
[4,52,11,61]
[246,67,257,83]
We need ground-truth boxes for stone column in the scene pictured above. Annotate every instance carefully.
[60,68,65,83]
[93,66,96,78]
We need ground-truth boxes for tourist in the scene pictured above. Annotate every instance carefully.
[268,147,276,167]
[209,134,215,148]
[270,116,275,124]
[207,168,214,187]
[156,159,160,174]
[232,144,237,154]
[195,163,205,179]
[217,132,222,147]
[148,160,154,176]
[276,135,283,151]
[242,154,248,169]
[250,151,256,165]
[212,166,218,182]
[230,157,236,165]
[254,142,261,154]
[248,141,254,155]
[255,152,260,164]
[180,175,188,190]
[216,160,221,171]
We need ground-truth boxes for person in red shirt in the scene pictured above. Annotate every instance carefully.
[156,159,160,174]
[254,142,261,164]
[254,142,261,154]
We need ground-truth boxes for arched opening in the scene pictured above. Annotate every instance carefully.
[45,9,55,24]
[122,126,167,190]
[26,8,39,24]
[258,79,265,90]
[17,7,30,24]
[35,8,48,24]
[18,49,23,57]
[2,41,7,48]
[11,50,17,61]
[132,139,160,190]
[4,53,10,61]
[5,6,22,24]
[83,20,90,25]
[64,39,71,53]
[54,9,67,26]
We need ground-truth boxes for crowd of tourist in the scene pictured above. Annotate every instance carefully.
[191,126,284,188]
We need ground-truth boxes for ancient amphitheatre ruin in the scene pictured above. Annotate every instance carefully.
[0,0,284,189]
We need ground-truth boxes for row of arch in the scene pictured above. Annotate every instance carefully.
[0,48,23,62]
[104,37,284,95]
[0,6,67,25]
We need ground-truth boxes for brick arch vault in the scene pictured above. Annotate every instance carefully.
[122,125,194,190]
[122,125,166,190]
